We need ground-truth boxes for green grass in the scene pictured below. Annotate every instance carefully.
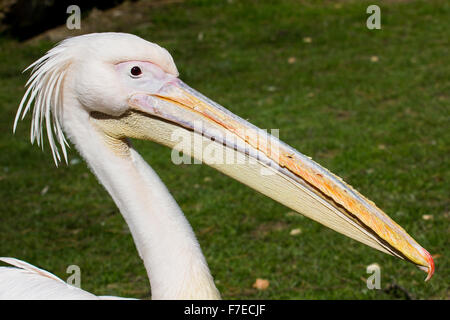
[0,0,448,299]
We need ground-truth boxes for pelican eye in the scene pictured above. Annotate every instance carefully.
[130,66,142,77]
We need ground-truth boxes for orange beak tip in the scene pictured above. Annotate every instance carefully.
[423,248,435,282]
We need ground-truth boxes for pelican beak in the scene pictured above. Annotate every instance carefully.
[93,78,434,280]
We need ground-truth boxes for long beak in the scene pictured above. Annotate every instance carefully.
[93,79,434,280]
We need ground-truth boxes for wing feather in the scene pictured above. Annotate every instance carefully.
[0,257,99,300]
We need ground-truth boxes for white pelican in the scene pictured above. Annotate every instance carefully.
[0,33,434,299]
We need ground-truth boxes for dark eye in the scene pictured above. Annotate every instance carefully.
[130,66,142,77]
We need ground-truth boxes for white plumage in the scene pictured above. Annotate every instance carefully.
[0,258,135,299]
[0,258,99,299]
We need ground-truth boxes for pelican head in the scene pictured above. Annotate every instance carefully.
[15,32,434,281]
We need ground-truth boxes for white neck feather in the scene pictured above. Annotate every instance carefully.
[63,103,220,300]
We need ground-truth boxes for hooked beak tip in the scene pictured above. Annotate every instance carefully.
[421,248,435,282]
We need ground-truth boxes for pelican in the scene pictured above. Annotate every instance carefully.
[0,33,434,299]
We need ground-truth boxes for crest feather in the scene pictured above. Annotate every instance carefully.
[14,44,70,166]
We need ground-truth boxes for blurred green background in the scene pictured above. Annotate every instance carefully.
[0,0,448,299]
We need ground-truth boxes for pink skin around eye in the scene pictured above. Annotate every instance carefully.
[115,61,171,81]
[116,60,178,95]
